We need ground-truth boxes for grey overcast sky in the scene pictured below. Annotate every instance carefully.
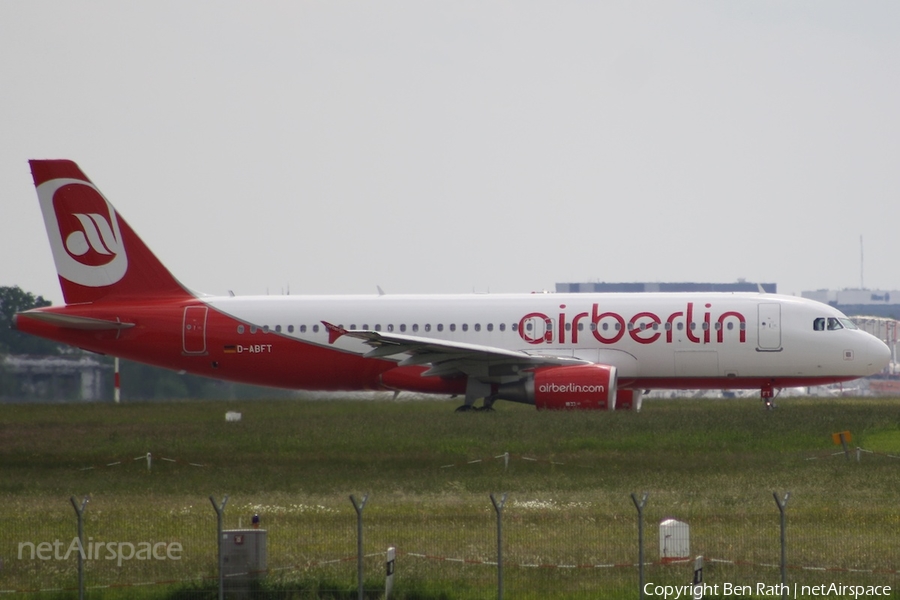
[2,2,899,306]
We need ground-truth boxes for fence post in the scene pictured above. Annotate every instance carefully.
[69,496,88,600]
[692,555,704,600]
[350,493,369,600]
[490,492,508,600]
[385,546,396,599]
[631,492,649,600]
[773,491,790,600]
[209,494,229,600]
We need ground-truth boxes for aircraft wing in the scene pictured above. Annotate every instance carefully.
[322,321,589,378]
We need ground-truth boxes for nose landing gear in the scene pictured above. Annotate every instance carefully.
[761,382,776,410]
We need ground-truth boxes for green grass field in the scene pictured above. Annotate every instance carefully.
[1,396,899,599]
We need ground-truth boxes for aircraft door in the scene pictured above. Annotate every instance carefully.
[757,303,782,351]
[183,305,208,354]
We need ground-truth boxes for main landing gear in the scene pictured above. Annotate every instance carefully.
[454,402,495,412]
[455,380,496,412]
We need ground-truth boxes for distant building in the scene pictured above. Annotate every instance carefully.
[556,281,777,294]
[802,289,900,319]
[1,355,111,402]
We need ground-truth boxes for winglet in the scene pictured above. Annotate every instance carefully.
[322,321,347,344]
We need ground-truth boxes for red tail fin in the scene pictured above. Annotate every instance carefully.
[29,160,192,305]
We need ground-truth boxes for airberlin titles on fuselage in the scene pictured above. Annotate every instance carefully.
[518,302,747,346]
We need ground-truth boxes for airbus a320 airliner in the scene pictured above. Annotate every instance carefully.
[14,160,891,411]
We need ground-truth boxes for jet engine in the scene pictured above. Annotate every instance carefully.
[495,364,619,410]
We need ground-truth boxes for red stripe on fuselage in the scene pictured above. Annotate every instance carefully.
[15,301,422,392]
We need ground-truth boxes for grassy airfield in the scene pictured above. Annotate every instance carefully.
[1,395,899,599]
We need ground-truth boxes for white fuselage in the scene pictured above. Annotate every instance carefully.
[204,292,888,388]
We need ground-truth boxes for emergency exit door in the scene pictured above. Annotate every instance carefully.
[183,305,208,354]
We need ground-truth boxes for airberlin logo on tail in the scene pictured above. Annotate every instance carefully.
[66,213,121,260]
[37,178,128,288]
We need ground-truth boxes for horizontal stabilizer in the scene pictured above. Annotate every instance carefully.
[18,311,135,331]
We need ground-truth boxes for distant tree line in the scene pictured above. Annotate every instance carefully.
[0,286,58,355]
[0,285,292,401]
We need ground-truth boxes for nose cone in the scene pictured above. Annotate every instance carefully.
[863,334,892,375]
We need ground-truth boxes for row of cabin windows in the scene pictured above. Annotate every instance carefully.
[235,321,746,335]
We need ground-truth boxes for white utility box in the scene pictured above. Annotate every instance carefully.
[659,519,690,563]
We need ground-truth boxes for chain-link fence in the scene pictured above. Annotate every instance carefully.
[1,487,897,599]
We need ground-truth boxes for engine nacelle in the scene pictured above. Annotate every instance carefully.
[496,364,618,410]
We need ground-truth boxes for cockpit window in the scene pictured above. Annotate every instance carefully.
[839,318,858,330]
[815,317,858,331]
